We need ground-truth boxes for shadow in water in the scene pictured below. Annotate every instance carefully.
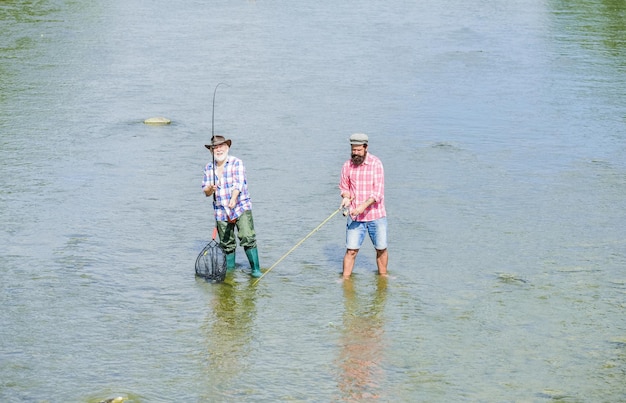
[200,274,257,398]
[335,276,388,402]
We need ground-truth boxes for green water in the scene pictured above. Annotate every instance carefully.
[1,0,625,401]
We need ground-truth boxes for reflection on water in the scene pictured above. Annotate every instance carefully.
[335,277,387,402]
[200,275,257,400]
[551,0,626,53]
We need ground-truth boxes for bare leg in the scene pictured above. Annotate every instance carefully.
[376,248,388,276]
[342,249,359,279]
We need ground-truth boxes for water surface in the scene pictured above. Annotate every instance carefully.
[1,0,625,402]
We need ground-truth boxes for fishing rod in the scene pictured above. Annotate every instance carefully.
[196,83,230,283]
[252,208,342,286]
[211,82,226,139]
[210,83,227,196]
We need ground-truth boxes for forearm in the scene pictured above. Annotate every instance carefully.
[343,196,376,217]
[228,189,240,207]
[359,197,376,210]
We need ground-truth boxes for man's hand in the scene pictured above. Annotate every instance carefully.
[203,184,217,197]
[340,196,351,216]
[351,198,375,217]
[350,205,364,217]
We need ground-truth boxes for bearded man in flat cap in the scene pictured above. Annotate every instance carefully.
[339,133,388,279]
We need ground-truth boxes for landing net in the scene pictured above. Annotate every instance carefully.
[195,236,227,283]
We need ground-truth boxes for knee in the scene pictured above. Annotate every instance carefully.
[240,236,257,249]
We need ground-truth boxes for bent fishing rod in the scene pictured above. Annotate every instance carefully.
[252,208,342,286]
[210,83,227,198]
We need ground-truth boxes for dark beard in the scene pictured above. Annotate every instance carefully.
[351,153,365,165]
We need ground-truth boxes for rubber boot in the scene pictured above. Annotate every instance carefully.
[245,248,261,278]
[226,253,236,271]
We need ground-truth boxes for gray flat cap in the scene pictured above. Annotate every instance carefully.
[349,133,368,145]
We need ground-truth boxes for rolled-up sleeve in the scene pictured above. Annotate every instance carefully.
[370,161,384,202]
[339,161,351,195]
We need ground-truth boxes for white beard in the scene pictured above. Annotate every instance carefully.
[214,150,229,163]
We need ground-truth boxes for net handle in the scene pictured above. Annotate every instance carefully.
[212,227,218,241]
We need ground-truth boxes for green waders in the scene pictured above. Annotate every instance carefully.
[245,248,261,278]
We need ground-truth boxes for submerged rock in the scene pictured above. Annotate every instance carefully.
[495,272,528,284]
[98,397,125,403]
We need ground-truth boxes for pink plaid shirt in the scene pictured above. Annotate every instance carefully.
[339,153,386,221]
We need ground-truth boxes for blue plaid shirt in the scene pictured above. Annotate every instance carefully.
[202,156,253,221]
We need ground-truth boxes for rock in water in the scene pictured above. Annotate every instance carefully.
[143,117,171,125]
[99,397,125,403]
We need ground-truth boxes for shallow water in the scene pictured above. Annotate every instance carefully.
[1,0,625,402]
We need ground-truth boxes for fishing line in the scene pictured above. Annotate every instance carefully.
[252,208,342,285]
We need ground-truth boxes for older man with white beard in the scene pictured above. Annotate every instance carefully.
[202,135,261,278]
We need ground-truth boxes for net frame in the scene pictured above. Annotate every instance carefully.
[195,237,227,282]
